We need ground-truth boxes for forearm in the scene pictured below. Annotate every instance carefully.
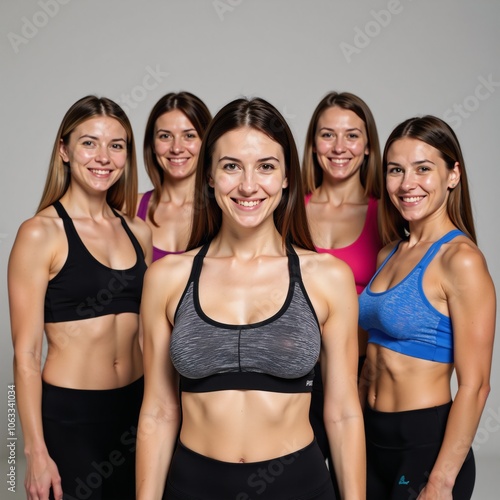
[136,409,180,500]
[327,415,366,499]
[427,385,490,490]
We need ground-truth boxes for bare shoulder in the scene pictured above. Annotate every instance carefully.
[123,213,152,242]
[12,207,62,251]
[293,247,355,289]
[441,234,489,274]
[377,240,398,266]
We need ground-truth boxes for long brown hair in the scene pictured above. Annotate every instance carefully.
[302,91,381,198]
[381,115,476,244]
[143,92,212,226]
[187,97,315,251]
[37,95,137,214]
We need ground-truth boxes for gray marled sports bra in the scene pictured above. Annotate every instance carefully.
[170,243,321,393]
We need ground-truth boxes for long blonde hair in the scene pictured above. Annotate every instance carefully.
[37,95,138,214]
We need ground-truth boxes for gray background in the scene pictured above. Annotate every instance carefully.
[1,0,499,498]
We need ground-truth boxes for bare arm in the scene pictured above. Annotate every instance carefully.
[308,253,366,499]
[136,259,182,499]
[419,244,496,499]
[8,217,63,500]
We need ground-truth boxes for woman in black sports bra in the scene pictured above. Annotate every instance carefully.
[136,98,365,499]
[8,95,152,500]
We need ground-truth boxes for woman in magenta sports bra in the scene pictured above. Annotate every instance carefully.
[137,92,212,261]
[302,91,382,492]
[8,96,152,500]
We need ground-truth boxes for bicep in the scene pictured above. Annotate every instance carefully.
[8,223,52,354]
[448,253,496,387]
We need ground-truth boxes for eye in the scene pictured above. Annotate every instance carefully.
[111,143,125,150]
[320,132,333,139]
[223,163,240,171]
[158,133,171,140]
[387,166,403,175]
[186,133,198,140]
[259,163,276,172]
[82,140,94,147]
[347,133,360,140]
[418,166,431,173]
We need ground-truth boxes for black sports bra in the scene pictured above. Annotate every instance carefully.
[44,201,147,323]
[170,243,321,393]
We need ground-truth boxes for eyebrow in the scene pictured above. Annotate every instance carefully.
[387,159,436,167]
[78,134,126,142]
[319,126,363,133]
[156,128,196,134]
[217,155,281,163]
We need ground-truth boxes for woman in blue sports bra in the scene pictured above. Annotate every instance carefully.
[358,116,496,499]
[137,92,212,261]
[8,96,152,500]
[136,98,365,499]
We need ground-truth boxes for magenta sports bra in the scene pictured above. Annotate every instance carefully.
[136,190,184,262]
[305,195,382,294]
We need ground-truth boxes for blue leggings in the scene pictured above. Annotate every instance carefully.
[365,402,475,499]
[164,439,336,499]
[42,377,143,500]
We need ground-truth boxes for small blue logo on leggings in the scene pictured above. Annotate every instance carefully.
[399,475,410,485]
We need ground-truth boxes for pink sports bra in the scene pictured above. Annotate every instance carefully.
[305,194,381,294]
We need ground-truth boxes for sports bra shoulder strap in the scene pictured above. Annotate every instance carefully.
[137,191,152,220]
[188,242,211,283]
[53,200,69,219]
[419,229,466,266]
[286,244,302,282]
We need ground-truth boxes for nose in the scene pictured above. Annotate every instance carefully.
[401,171,416,191]
[239,170,258,195]
[95,146,110,164]
[170,136,183,154]
[332,136,345,153]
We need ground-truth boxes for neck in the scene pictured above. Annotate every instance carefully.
[161,174,195,205]
[60,185,111,219]
[316,176,366,205]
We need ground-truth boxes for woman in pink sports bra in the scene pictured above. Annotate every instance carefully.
[137,92,212,261]
[302,91,382,494]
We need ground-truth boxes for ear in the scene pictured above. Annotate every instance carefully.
[208,176,214,188]
[59,139,69,163]
[365,145,370,156]
[448,161,461,189]
[282,177,288,189]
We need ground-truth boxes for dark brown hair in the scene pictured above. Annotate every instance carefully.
[143,92,212,226]
[381,115,476,244]
[187,97,315,251]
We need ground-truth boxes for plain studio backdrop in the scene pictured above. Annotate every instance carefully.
[1,1,499,498]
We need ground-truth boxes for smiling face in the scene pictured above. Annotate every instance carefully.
[314,106,369,184]
[59,116,128,194]
[209,127,288,230]
[385,138,460,224]
[153,109,202,181]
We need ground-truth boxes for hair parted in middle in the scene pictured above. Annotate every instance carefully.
[187,97,315,252]
[301,91,382,199]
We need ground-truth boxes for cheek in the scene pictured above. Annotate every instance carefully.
[154,140,169,157]
[186,140,202,157]
[315,139,330,155]
[112,152,128,169]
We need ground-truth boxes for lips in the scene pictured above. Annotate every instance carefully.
[400,196,425,203]
[89,168,112,176]
[234,199,262,207]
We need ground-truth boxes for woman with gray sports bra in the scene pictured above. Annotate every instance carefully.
[358,116,496,499]
[136,97,365,499]
[8,96,152,500]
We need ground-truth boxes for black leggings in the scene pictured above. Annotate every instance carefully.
[42,377,143,500]
[164,439,336,499]
[365,402,475,499]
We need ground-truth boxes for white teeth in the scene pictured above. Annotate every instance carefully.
[402,196,423,202]
[91,169,110,175]
[330,158,349,164]
[237,200,260,207]
[169,158,187,164]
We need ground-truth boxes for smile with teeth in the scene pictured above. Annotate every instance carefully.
[329,158,350,165]
[401,196,424,203]
[90,168,111,175]
[169,158,188,164]
[235,199,261,207]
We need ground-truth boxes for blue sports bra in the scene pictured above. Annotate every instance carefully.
[358,230,466,363]
[170,243,321,393]
[44,201,147,323]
